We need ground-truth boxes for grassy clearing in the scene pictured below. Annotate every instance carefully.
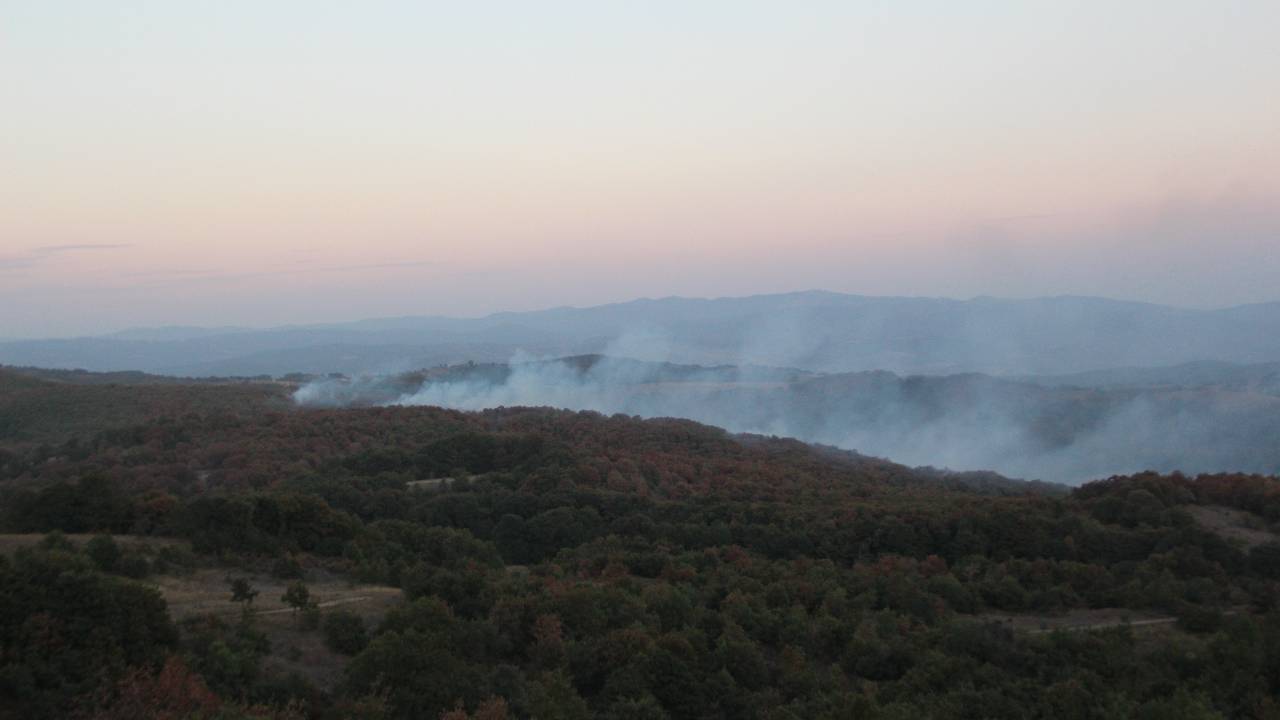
[156,568,401,622]
[974,607,1177,634]
[1186,504,1278,550]
[156,568,403,688]
[0,533,402,689]
[0,532,183,555]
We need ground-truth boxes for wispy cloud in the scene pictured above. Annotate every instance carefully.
[116,258,441,286]
[120,268,223,279]
[1,243,133,269]
[320,259,438,272]
[32,243,133,254]
[977,213,1061,225]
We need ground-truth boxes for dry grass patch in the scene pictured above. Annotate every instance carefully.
[974,607,1176,634]
[0,532,184,555]
[156,568,402,689]
[155,567,401,622]
[1186,505,1278,550]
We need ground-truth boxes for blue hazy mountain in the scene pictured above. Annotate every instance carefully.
[3,291,1280,378]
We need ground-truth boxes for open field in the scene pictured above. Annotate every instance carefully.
[0,533,403,689]
[156,567,402,622]
[157,568,403,688]
[0,532,183,555]
[1187,504,1279,550]
[975,608,1179,634]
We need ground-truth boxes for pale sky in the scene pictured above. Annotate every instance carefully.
[2,1,1279,337]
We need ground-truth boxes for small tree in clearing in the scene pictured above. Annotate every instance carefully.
[281,580,311,622]
[229,577,258,607]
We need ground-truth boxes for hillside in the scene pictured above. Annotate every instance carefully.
[2,370,1280,718]
[0,366,291,447]
[1025,360,1280,395]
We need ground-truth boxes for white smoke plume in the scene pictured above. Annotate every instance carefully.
[293,337,1280,484]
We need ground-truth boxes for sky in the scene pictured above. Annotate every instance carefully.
[2,1,1279,338]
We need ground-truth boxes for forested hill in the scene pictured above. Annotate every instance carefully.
[1,371,1279,718]
[0,365,291,447]
[0,363,1041,496]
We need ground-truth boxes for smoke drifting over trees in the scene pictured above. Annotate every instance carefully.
[9,290,1280,484]
[295,353,1280,484]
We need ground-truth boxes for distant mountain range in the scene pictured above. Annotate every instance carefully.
[3,291,1280,377]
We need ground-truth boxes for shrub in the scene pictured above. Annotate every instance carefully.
[322,610,368,655]
[272,555,305,579]
[86,534,121,572]
[301,604,322,631]
[117,551,151,578]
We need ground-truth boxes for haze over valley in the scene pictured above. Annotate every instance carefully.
[7,290,1280,483]
[292,348,1280,484]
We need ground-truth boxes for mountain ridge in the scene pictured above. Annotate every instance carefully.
[4,290,1280,377]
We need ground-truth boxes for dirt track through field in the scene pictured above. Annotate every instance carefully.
[245,595,375,616]
[1026,616,1178,634]
[978,608,1177,634]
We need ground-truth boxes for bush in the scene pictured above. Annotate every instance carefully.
[117,551,151,578]
[86,534,121,572]
[38,529,75,552]
[272,555,305,579]
[153,544,197,575]
[1249,542,1280,579]
[229,577,259,605]
[1175,602,1223,633]
[301,604,322,631]
[281,580,311,611]
[322,610,368,655]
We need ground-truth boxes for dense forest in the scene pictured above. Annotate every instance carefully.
[2,367,1279,719]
